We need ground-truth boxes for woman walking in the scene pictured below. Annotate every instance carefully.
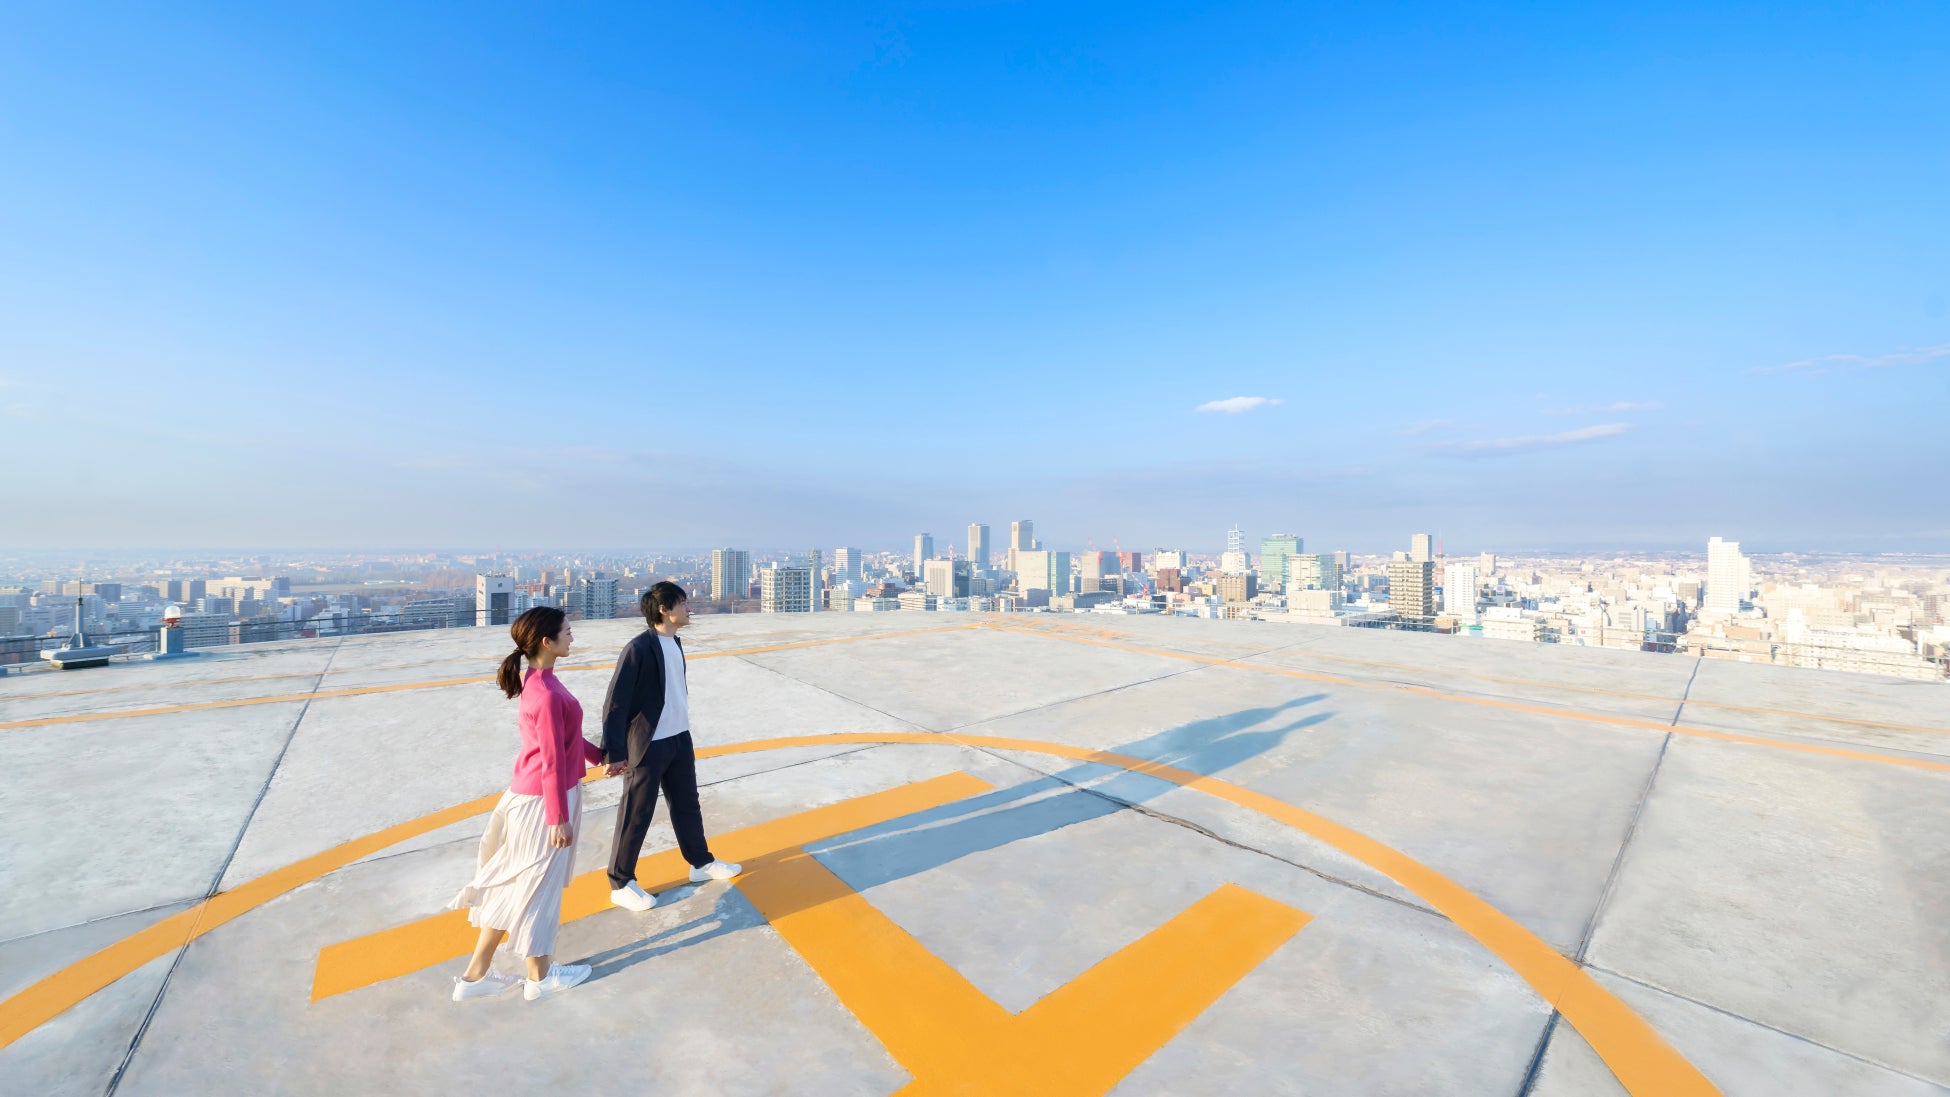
[449,606,614,1002]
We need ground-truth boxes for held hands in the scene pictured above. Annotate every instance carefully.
[547,822,573,848]
[604,761,629,777]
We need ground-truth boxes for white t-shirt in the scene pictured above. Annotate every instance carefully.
[653,634,690,741]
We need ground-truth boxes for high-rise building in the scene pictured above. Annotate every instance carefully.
[1478,552,1497,576]
[1443,563,1479,622]
[1410,534,1435,563]
[805,549,823,611]
[711,549,751,601]
[923,558,970,599]
[475,574,515,627]
[759,565,813,613]
[1332,550,1350,573]
[1705,536,1750,616]
[1290,553,1341,591]
[1259,534,1303,590]
[1007,520,1035,575]
[1220,525,1250,575]
[1216,574,1257,603]
[1078,551,1116,593]
[578,577,619,619]
[1117,550,1143,574]
[913,533,934,578]
[1016,550,1071,595]
[833,547,862,582]
[1155,567,1184,593]
[1387,559,1436,618]
[968,524,991,574]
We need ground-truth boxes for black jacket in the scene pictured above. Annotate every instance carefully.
[601,630,686,765]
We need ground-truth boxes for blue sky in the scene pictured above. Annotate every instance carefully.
[3,2,1945,553]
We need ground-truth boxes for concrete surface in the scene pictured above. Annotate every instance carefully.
[1,611,1945,1096]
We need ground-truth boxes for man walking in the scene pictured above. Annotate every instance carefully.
[602,581,741,911]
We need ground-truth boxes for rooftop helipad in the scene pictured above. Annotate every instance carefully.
[2,614,1946,1095]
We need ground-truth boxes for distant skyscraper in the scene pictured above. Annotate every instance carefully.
[1016,550,1070,595]
[1291,553,1340,591]
[1478,552,1497,576]
[833,547,862,582]
[711,549,751,601]
[923,558,970,599]
[1219,524,1251,575]
[1008,519,1035,576]
[1078,551,1116,593]
[1216,574,1257,604]
[578,576,619,620]
[1410,533,1435,563]
[806,548,823,612]
[475,574,514,627]
[968,524,991,574]
[1705,536,1749,616]
[759,565,813,613]
[1259,534,1302,590]
[913,533,934,577]
[1387,559,1435,618]
[1443,562,1479,622]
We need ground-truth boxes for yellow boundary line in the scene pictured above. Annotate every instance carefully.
[0,732,1720,1095]
[984,624,1950,774]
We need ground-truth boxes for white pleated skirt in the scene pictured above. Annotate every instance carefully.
[448,785,581,957]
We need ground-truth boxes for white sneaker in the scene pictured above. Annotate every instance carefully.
[524,963,591,1001]
[610,881,656,911]
[689,860,742,883]
[451,970,520,1002]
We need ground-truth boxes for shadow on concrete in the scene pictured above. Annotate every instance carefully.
[585,695,1332,976]
[582,886,761,982]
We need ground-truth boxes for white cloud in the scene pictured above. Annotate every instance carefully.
[1433,423,1633,457]
[1194,396,1283,414]
[1750,343,1950,376]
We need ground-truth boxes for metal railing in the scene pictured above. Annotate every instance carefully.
[0,609,523,668]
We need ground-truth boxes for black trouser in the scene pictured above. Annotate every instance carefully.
[608,731,715,890]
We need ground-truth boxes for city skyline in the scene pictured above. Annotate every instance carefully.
[2,6,1946,551]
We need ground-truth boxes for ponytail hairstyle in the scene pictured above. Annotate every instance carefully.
[498,606,568,699]
[641,581,688,626]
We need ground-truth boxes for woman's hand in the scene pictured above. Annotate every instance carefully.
[604,761,628,777]
[548,822,573,848]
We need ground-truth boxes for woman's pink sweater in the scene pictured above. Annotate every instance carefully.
[510,667,604,825]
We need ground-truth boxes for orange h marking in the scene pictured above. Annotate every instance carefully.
[737,849,1311,1095]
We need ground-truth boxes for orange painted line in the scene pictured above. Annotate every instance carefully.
[0,732,1718,1095]
[310,771,994,999]
[0,787,502,1050]
[736,849,1308,1094]
[718,733,1724,1097]
[0,624,983,732]
[984,624,1950,774]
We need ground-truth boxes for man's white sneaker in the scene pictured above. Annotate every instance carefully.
[610,882,656,912]
[689,860,742,883]
[451,970,520,1002]
[523,963,591,1001]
